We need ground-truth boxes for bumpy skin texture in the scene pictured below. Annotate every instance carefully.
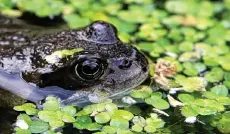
[0,16,149,106]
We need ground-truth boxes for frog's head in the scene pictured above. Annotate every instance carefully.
[27,21,149,105]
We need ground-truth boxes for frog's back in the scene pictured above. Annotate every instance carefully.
[0,15,31,53]
[0,16,125,74]
[0,15,62,74]
[0,16,61,77]
[0,15,58,54]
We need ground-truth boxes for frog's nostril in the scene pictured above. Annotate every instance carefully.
[118,59,132,69]
[142,66,148,72]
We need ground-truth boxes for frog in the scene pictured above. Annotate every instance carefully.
[0,15,149,107]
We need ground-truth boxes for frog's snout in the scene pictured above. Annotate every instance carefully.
[138,52,149,73]
[131,47,149,73]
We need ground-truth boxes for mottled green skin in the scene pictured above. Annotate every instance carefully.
[0,16,148,106]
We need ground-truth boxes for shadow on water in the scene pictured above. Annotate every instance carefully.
[19,12,65,27]
[0,107,17,134]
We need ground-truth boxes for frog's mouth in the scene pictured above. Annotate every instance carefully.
[0,69,148,107]
[108,70,149,99]
[61,67,149,107]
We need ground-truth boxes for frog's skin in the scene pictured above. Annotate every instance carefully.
[0,16,149,107]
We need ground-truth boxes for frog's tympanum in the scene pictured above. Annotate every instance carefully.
[0,16,148,106]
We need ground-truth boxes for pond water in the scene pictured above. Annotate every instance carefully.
[1,0,230,133]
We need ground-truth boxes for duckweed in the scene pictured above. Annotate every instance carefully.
[3,0,230,133]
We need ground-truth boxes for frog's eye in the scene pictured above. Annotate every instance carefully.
[75,58,104,80]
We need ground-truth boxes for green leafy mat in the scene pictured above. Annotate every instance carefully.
[1,0,230,133]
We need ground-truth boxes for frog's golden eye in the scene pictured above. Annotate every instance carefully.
[75,58,104,80]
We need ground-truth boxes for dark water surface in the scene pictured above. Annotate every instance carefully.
[0,107,17,134]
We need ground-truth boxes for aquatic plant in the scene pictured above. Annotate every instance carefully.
[1,0,230,133]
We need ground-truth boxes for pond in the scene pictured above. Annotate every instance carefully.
[1,0,230,134]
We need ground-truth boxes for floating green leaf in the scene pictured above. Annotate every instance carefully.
[146,117,165,128]
[211,85,229,97]
[178,94,194,103]
[130,85,152,99]
[132,124,143,132]
[17,114,32,125]
[217,111,230,133]
[105,103,118,114]
[95,112,111,124]
[179,42,193,52]
[132,116,146,127]
[112,110,134,121]
[61,106,77,117]
[17,0,64,17]
[205,67,224,83]
[145,96,170,110]
[216,97,230,105]
[42,96,60,111]
[110,117,129,130]
[29,120,49,133]
[63,14,90,28]
[49,120,64,129]
[38,111,61,122]
[15,128,31,134]
[181,105,198,117]
[62,114,75,123]
[177,77,206,92]
[86,123,102,131]
[14,103,36,111]
[102,126,117,134]
[74,115,92,129]
[14,103,38,115]
[144,125,156,133]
